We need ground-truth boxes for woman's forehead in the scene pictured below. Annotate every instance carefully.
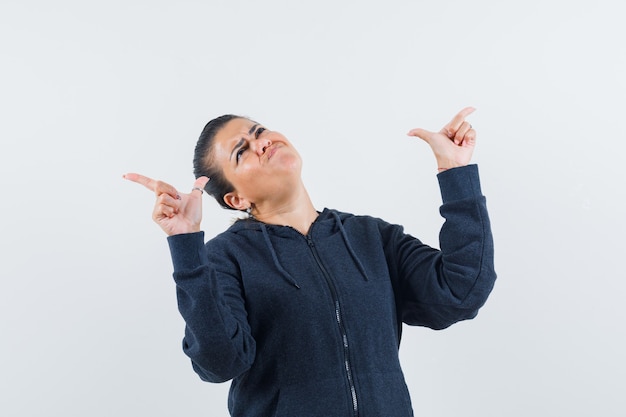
[212,118,258,160]
[219,117,258,141]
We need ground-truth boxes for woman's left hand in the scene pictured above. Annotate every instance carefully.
[407,107,477,172]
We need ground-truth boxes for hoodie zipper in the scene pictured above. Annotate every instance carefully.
[306,235,359,417]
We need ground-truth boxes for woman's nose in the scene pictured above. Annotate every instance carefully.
[253,137,272,156]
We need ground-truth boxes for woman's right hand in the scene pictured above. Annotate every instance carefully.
[123,173,210,236]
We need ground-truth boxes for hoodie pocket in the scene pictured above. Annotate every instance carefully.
[274,377,353,417]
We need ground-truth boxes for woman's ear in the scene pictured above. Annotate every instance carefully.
[223,192,249,211]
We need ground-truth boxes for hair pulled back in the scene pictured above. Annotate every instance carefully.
[193,114,243,210]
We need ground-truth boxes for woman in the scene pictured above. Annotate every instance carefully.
[124,107,496,417]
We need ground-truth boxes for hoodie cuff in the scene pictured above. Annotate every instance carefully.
[437,164,483,203]
[167,231,207,272]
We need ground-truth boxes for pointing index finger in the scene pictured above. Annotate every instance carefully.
[123,173,157,192]
[442,106,476,134]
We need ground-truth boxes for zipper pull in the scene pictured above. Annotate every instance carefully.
[306,235,314,247]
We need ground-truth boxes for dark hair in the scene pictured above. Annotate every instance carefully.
[193,114,243,210]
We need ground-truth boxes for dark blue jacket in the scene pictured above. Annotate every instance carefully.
[167,164,496,417]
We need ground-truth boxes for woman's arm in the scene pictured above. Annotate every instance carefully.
[168,232,255,382]
[383,108,496,329]
[381,164,496,330]
[123,173,255,382]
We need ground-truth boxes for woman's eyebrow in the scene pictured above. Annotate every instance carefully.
[229,138,245,161]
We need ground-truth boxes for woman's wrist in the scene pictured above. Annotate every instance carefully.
[437,163,470,173]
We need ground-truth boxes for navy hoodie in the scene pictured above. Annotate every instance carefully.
[167,164,496,417]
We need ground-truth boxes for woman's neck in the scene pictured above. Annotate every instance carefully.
[252,184,318,235]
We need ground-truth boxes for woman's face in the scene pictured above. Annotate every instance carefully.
[210,117,303,210]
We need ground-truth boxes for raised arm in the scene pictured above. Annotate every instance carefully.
[383,107,495,329]
[123,173,255,381]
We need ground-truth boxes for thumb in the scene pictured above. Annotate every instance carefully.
[407,128,433,143]
[192,176,210,194]
[195,176,210,189]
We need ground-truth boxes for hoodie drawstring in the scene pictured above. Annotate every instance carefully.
[260,223,301,289]
[331,211,371,282]
[258,212,370,287]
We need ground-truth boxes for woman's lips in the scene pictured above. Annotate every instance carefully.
[267,145,278,160]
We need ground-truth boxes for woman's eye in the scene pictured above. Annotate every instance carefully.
[256,127,266,138]
[236,147,247,162]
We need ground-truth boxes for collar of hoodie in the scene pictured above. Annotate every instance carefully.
[233,209,371,289]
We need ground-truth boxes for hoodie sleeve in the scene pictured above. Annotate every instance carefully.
[166,232,255,382]
[380,164,496,330]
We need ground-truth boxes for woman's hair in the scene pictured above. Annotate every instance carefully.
[193,114,243,210]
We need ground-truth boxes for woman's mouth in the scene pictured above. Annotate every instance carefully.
[267,145,278,160]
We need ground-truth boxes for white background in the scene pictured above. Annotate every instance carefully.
[1,0,625,416]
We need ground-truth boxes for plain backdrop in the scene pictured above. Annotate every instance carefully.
[1,0,624,416]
